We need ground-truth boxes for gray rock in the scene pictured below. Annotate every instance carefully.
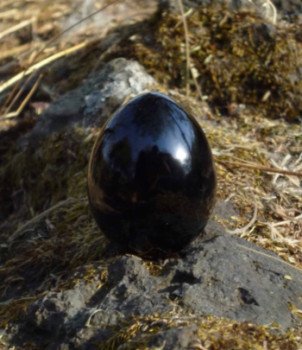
[173,232,302,327]
[88,255,171,320]
[19,58,154,146]
[6,202,302,349]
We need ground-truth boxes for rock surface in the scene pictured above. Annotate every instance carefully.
[6,205,302,349]
[19,58,154,146]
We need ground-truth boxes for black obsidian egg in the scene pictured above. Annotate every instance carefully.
[88,92,216,254]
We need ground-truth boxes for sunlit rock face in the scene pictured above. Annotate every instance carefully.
[88,92,216,255]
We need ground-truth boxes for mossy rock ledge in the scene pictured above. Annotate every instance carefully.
[1,0,302,341]
[0,57,301,350]
[4,225,302,349]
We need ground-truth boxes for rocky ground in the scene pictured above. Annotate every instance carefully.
[5,219,302,349]
[0,1,301,349]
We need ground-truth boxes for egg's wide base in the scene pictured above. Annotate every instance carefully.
[91,207,208,257]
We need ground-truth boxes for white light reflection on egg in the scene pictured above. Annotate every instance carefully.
[175,145,188,164]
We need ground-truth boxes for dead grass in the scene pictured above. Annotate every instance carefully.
[97,314,301,350]
[0,0,301,349]
[121,4,302,121]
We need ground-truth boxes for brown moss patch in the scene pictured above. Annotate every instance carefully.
[0,128,109,317]
[97,314,301,350]
[112,5,302,121]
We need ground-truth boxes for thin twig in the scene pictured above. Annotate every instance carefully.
[217,159,302,177]
[0,43,31,61]
[2,74,42,119]
[0,19,34,40]
[0,9,17,19]
[0,0,121,115]
[0,78,22,116]
[177,0,190,96]
[9,198,76,243]
[38,0,121,57]
[0,41,89,95]
[191,69,203,100]
[0,0,16,10]
[85,309,104,327]
[3,72,37,115]
[226,192,258,235]
[236,243,302,274]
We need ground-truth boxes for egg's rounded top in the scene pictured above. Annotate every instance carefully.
[88,92,216,255]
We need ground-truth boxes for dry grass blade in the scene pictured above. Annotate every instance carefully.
[0,19,34,40]
[0,3,301,347]
[0,43,31,61]
[0,9,18,19]
[2,74,42,119]
[0,41,90,95]
[0,0,122,116]
[177,0,191,96]
[217,159,302,177]
[0,0,16,10]
[9,197,76,243]
[236,244,302,274]
[40,0,121,51]
[226,192,258,235]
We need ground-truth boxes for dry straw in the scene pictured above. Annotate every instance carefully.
[0,1,301,347]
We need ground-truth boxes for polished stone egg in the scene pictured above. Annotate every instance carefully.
[88,92,216,255]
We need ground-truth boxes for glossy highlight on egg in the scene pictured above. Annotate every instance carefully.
[88,92,216,255]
